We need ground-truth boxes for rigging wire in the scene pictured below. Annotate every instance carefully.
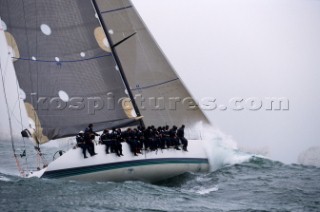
[2,9,30,174]
[0,16,25,132]
[0,48,25,177]
[35,0,48,168]
[34,0,42,148]
[14,63,30,172]
[21,0,48,171]
[1,0,25,177]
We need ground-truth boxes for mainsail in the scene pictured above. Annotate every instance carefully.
[0,0,139,142]
[0,0,209,143]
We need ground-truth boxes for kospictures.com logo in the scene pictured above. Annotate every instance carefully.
[30,93,289,114]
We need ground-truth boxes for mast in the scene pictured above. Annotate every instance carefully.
[91,0,145,127]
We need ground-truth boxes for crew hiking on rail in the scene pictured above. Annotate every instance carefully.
[76,124,189,159]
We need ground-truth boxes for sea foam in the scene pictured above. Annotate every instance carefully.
[192,123,253,171]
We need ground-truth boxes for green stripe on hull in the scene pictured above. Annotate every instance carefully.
[42,158,209,179]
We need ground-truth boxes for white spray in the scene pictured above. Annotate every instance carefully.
[189,122,253,171]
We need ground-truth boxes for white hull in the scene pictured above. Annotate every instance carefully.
[29,140,209,183]
[1,25,209,183]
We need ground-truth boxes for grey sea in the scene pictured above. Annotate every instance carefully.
[0,140,319,212]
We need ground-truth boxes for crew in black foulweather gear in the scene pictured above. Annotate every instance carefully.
[158,126,165,149]
[100,129,113,154]
[76,131,88,158]
[84,124,98,156]
[137,126,145,150]
[124,128,140,156]
[148,126,157,151]
[112,128,123,157]
[177,125,188,151]
[85,123,99,138]
[162,125,170,148]
[169,126,181,150]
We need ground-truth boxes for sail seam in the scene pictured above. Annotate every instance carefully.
[101,5,133,14]
[132,78,179,91]
[11,54,112,63]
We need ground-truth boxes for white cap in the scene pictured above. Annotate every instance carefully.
[79,131,84,134]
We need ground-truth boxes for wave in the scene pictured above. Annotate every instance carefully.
[0,175,12,182]
[199,126,255,171]
[298,146,320,167]
[0,124,288,184]
[0,171,21,182]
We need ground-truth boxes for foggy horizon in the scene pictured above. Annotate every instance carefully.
[132,0,320,164]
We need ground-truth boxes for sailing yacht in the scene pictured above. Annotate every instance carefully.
[0,0,210,182]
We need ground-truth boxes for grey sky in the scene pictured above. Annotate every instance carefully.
[132,0,320,163]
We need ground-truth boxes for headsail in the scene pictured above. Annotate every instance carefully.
[93,0,210,132]
[0,0,139,142]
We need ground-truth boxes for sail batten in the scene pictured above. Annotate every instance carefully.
[101,5,133,14]
[131,78,180,91]
[12,54,112,63]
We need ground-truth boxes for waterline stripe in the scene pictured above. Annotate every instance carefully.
[41,158,208,179]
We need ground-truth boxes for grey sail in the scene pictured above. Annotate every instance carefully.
[0,0,139,142]
[93,0,210,133]
[1,0,209,143]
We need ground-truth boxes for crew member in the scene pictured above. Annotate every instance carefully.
[169,126,180,150]
[112,128,123,157]
[76,131,88,158]
[177,125,188,151]
[84,124,98,156]
[85,123,99,138]
[100,129,113,154]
